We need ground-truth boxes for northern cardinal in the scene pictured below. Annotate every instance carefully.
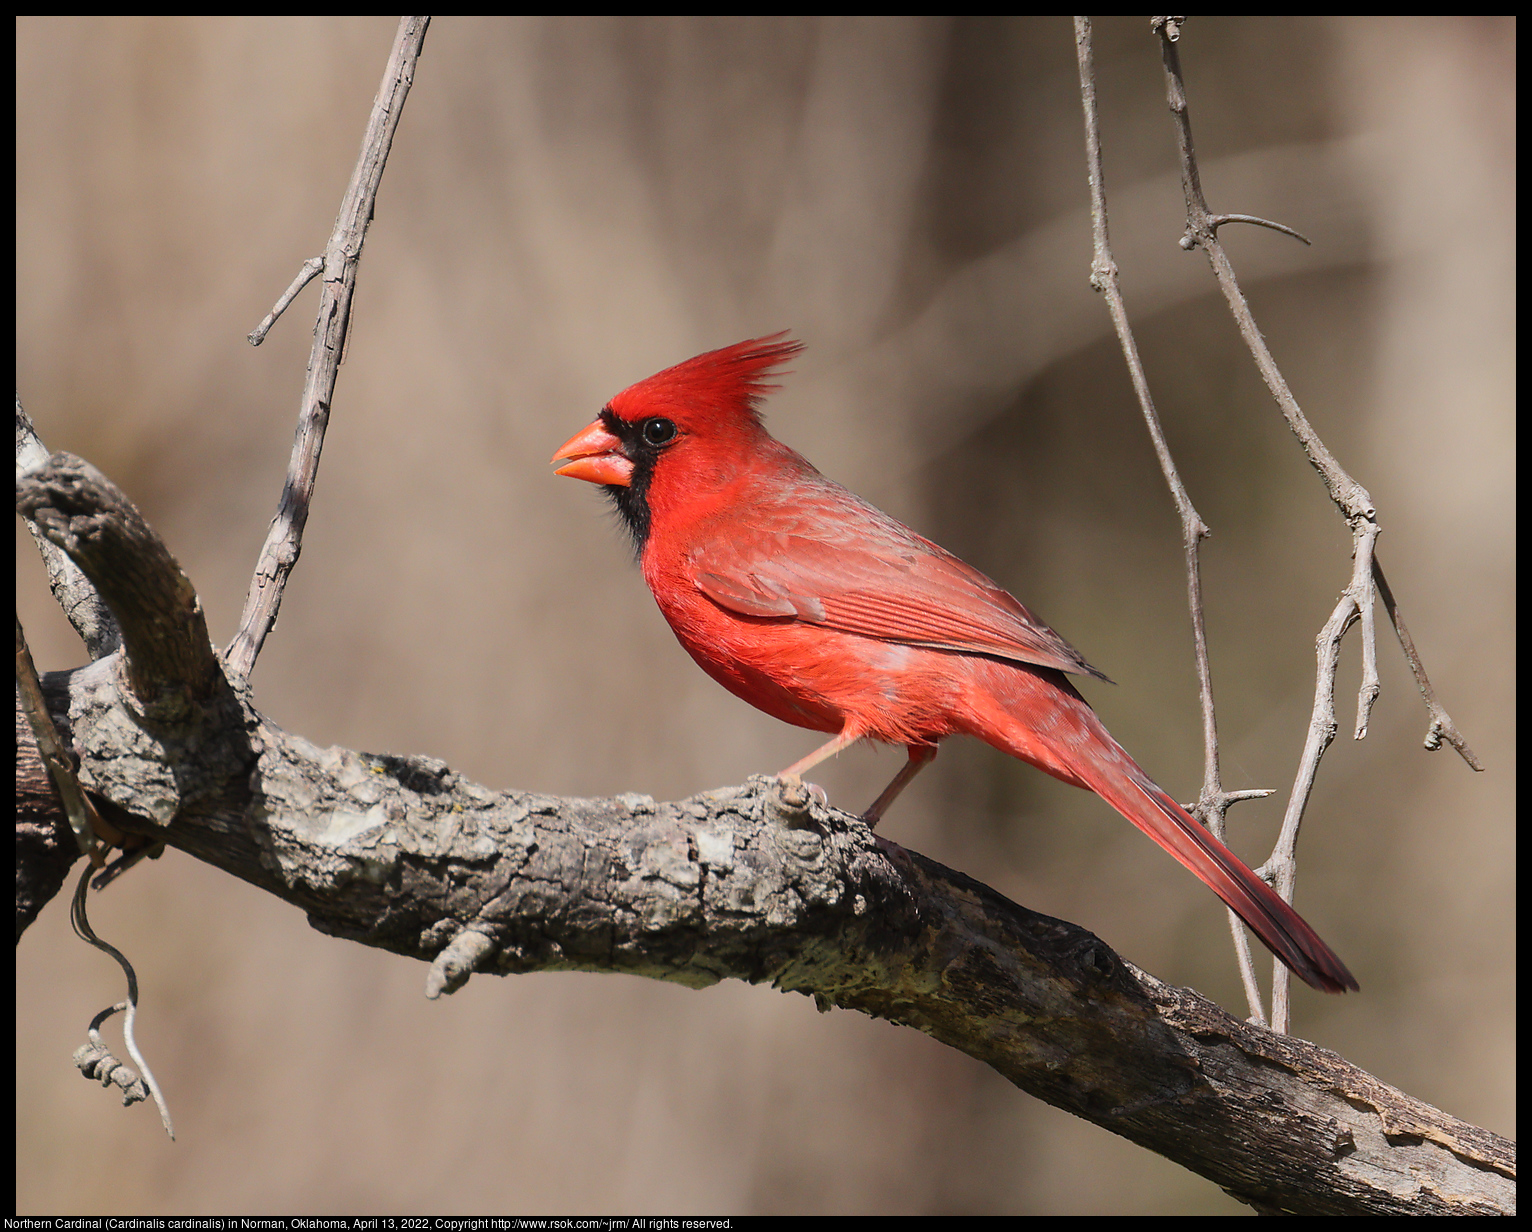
[552,335,1357,993]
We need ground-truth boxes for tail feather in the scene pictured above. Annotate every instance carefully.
[961,663,1358,992]
[1097,771,1358,993]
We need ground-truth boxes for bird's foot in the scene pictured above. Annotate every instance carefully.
[771,773,827,826]
[774,773,828,807]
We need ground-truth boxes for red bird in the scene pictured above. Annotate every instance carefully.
[552,335,1357,994]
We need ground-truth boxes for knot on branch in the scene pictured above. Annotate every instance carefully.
[762,773,830,830]
[74,1037,150,1108]
[425,927,500,999]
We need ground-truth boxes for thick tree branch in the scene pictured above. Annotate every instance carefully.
[17,398,121,659]
[14,450,1513,1214]
[18,454,222,717]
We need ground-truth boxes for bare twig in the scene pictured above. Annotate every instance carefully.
[1153,18,1376,524]
[1372,560,1480,768]
[70,866,175,1139]
[1260,521,1375,1028]
[16,616,104,858]
[225,16,430,678]
[17,598,172,1136]
[246,255,323,347]
[1203,213,1312,246]
[1073,17,1270,1022]
[1150,16,1482,1030]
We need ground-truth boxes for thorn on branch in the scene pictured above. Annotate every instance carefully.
[1208,214,1313,246]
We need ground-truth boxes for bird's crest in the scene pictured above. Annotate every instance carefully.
[610,333,803,427]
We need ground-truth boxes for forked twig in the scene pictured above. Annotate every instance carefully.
[1153,17,1376,524]
[1073,16,1270,1022]
[1148,15,1482,1031]
[225,17,431,678]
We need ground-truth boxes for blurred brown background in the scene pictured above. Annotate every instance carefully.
[16,16,1513,1215]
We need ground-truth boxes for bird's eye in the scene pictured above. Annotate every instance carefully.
[642,418,678,447]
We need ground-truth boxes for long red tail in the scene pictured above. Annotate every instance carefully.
[962,662,1358,993]
[1085,765,1358,993]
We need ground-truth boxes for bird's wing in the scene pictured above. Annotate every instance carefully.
[688,488,1111,681]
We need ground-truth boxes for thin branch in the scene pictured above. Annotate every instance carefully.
[1372,560,1481,769]
[70,867,175,1140]
[16,616,103,858]
[1153,18,1374,523]
[1205,212,1312,246]
[225,16,430,678]
[246,255,323,347]
[1150,16,1483,1030]
[1261,520,1375,1029]
[1073,16,1269,1022]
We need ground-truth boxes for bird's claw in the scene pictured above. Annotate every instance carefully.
[776,774,827,807]
[771,773,827,826]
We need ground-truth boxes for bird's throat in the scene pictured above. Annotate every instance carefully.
[605,476,651,555]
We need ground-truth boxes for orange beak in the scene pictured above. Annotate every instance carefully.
[551,420,634,486]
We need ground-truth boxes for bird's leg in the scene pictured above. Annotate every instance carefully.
[862,744,938,829]
[777,728,863,806]
[779,728,863,779]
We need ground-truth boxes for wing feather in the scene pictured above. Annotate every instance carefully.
[689,487,1110,681]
